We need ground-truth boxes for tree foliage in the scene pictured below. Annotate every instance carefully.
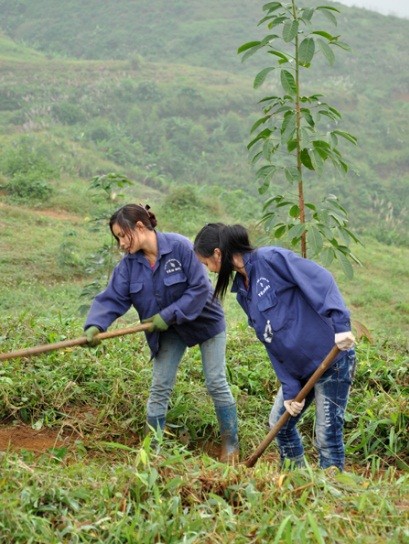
[239,1,361,274]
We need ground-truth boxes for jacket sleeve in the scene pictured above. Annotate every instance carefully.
[84,262,132,331]
[159,241,210,325]
[268,249,351,333]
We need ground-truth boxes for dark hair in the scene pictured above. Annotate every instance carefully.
[194,223,254,300]
[109,203,157,245]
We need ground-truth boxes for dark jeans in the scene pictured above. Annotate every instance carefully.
[268,350,356,470]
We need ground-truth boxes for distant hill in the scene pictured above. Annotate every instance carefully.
[0,0,407,244]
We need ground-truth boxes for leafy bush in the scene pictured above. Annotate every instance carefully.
[85,118,114,143]
[0,137,58,179]
[5,172,53,201]
[51,101,84,125]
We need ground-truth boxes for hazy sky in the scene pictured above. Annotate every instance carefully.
[336,0,409,18]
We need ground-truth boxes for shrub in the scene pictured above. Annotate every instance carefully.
[51,101,84,125]
[5,172,54,201]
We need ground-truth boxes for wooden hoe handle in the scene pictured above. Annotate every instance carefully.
[0,323,151,362]
[243,345,340,468]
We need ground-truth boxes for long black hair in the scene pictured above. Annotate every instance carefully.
[194,223,254,300]
[109,203,157,246]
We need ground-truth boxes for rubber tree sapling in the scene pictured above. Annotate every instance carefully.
[238,1,360,277]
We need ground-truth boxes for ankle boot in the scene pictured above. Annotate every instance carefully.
[215,403,239,464]
[146,415,166,451]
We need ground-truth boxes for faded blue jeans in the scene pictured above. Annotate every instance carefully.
[269,350,356,470]
[147,330,235,420]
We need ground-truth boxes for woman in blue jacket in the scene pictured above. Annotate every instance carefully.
[84,205,239,462]
[194,223,356,471]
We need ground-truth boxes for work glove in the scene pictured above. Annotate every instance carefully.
[84,326,101,347]
[284,398,305,417]
[143,313,169,333]
[335,331,355,350]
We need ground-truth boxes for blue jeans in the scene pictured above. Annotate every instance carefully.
[268,350,356,470]
[147,330,235,419]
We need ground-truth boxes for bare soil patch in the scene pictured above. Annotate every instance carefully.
[0,425,71,453]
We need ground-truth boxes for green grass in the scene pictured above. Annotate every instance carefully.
[0,197,408,541]
[0,446,407,543]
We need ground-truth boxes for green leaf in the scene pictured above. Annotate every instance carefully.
[343,227,362,244]
[312,140,331,159]
[288,222,306,240]
[261,33,281,45]
[328,105,341,117]
[268,15,288,29]
[285,166,300,182]
[308,226,324,254]
[241,45,264,62]
[311,149,325,171]
[331,130,358,145]
[299,38,315,66]
[283,20,299,42]
[318,38,335,65]
[262,140,277,160]
[301,148,315,170]
[256,164,277,179]
[251,115,271,133]
[263,2,283,14]
[268,49,291,63]
[316,6,338,26]
[301,8,315,22]
[287,139,298,152]
[320,247,335,267]
[316,5,340,12]
[305,202,316,211]
[280,70,296,94]
[263,194,285,209]
[334,40,351,51]
[254,67,276,89]
[259,94,280,103]
[337,251,354,279]
[247,128,272,150]
[317,109,339,121]
[289,204,300,218]
[238,41,261,54]
[301,109,315,127]
[281,111,296,135]
[312,30,336,41]
[274,224,287,238]
[307,512,326,544]
[258,179,270,194]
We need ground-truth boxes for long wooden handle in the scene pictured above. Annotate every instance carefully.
[0,323,151,362]
[243,345,340,468]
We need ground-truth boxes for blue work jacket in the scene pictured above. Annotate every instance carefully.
[85,231,225,356]
[231,247,351,400]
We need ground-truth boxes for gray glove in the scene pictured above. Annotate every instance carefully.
[284,398,305,417]
[335,331,355,350]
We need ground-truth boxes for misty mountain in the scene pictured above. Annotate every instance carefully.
[0,0,407,243]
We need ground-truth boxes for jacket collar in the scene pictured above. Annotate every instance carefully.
[126,231,172,263]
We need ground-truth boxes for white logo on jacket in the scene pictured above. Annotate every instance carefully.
[263,320,273,343]
[256,277,271,297]
[165,259,182,274]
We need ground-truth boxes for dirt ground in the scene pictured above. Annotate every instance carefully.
[0,423,224,459]
[0,425,70,453]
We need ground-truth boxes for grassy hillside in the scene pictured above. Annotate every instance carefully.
[0,199,408,542]
[0,1,408,247]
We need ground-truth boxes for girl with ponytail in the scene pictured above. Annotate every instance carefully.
[194,223,356,472]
